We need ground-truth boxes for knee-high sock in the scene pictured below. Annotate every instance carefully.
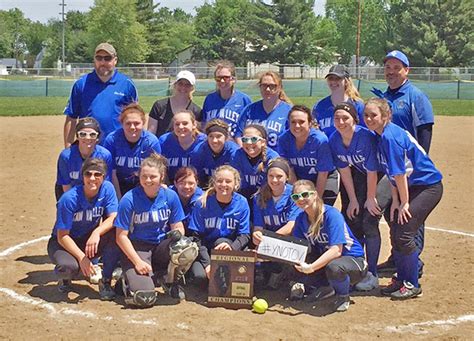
[365,237,381,276]
[328,274,350,296]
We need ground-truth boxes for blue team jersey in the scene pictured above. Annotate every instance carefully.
[188,192,250,248]
[253,184,302,232]
[383,80,434,139]
[159,132,207,181]
[190,140,239,185]
[311,96,365,137]
[230,147,279,196]
[64,70,138,138]
[56,144,113,186]
[103,129,161,189]
[293,205,364,258]
[278,128,335,181]
[114,186,185,244]
[202,90,252,136]
[235,100,292,148]
[376,123,442,187]
[53,181,118,239]
[170,185,204,229]
[328,125,380,174]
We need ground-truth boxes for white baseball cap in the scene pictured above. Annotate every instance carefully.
[175,70,196,86]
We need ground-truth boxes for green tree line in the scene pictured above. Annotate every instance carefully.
[0,0,472,68]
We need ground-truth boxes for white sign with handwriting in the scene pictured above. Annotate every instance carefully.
[257,231,308,265]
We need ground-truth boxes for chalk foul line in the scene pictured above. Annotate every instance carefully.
[385,314,474,334]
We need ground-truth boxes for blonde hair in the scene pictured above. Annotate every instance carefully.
[258,71,293,105]
[257,157,290,209]
[200,165,241,208]
[172,110,201,139]
[344,77,362,102]
[293,180,324,238]
[172,81,195,101]
[119,103,146,124]
[365,97,392,121]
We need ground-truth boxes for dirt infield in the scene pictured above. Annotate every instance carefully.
[0,115,473,340]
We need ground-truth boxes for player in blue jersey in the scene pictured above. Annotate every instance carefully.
[56,117,113,200]
[47,158,120,300]
[311,65,365,138]
[103,103,161,198]
[187,165,251,286]
[252,158,302,289]
[230,124,279,202]
[201,61,252,136]
[364,98,443,299]
[148,70,202,138]
[235,71,292,148]
[170,166,203,229]
[278,105,337,205]
[190,119,239,187]
[372,50,435,276]
[159,110,206,182]
[115,154,198,307]
[329,102,391,291]
[290,180,367,312]
[64,43,138,146]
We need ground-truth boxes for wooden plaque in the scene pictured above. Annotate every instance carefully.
[207,250,256,309]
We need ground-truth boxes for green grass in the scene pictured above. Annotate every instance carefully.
[0,96,472,117]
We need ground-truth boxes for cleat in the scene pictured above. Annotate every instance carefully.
[162,281,186,300]
[354,272,379,292]
[381,277,403,296]
[305,286,335,302]
[377,258,396,273]
[289,282,305,301]
[390,281,422,300]
[58,279,72,293]
[334,295,350,312]
[99,279,116,301]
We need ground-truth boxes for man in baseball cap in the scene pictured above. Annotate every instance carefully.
[375,49,435,278]
[63,42,138,147]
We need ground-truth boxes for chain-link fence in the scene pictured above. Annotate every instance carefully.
[1,66,473,99]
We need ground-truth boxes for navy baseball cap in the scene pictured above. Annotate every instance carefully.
[384,50,409,67]
[325,65,350,79]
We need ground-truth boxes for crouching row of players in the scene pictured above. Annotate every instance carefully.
[49,98,442,312]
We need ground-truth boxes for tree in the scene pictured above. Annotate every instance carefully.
[388,0,473,67]
[0,9,29,65]
[193,0,253,66]
[87,0,150,64]
[325,0,390,64]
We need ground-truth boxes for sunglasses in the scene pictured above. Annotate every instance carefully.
[291,191,315,202]
[84,171,104,178]
[215,75,234,82]
[94,55,114,62]
[259,83,278,91]
[77,131,99,139]
[241,136,263,144]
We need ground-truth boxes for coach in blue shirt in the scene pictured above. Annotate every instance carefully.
[63,43,138,147]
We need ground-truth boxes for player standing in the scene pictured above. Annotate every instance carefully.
[201,61,252,137]
[64,43,138,146]
[364,98,443,299]
[235,71,292,148]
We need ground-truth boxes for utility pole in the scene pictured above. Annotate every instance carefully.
[356,0,362,79]
[59,0,67,71]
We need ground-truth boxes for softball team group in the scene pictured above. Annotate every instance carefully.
[49,54,443,312]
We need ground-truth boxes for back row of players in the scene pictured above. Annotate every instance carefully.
[51,54,442,312]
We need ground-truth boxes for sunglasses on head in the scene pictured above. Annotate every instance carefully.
[241,136,263,144]
[215,75,233,82]
[259,83,278,91]
[291,191,315,202]
[94,55,114,62]
[84,171,104,178]
[77,131,99,139]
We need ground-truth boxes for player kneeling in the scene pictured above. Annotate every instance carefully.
[114,154,198,308]
[47,158,120,300]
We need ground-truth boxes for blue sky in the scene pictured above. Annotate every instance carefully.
[0,0,326,23]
